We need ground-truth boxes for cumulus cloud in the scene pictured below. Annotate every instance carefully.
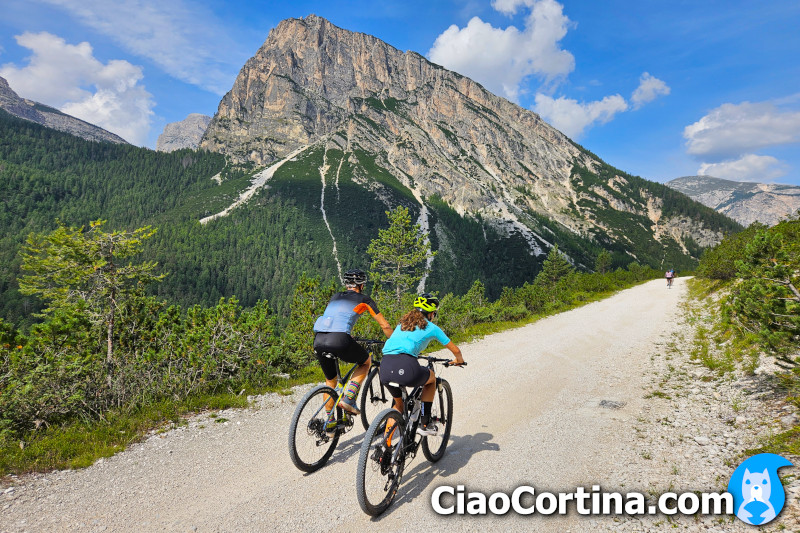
[631,72,670,110]
[38,0,242,94]
[428,0,575,101]
[684,101,800,158]
[533,93,628,138]
[698,154,788,182]
[0,32,153,145]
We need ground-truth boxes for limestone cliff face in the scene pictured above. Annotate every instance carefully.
[667,176,800,227]
[201,15,734,264]
[0,76,127,144]
[156,113,212,152]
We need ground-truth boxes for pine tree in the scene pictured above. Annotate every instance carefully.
[367,206,433,305]
[730,220,800,352]
[535,245,574,288]
[595,249,612,274]
[19,220,165,362]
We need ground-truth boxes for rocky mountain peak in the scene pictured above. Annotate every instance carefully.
[156,113,212,152]
[200,15,737,267]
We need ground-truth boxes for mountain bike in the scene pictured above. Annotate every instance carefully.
[287,339,383,473]
[355,356,465,515]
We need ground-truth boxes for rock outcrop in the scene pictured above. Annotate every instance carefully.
[0,76,127,144]
[667,176,800,226]
[201,15,736,264]
[156,113,212,152]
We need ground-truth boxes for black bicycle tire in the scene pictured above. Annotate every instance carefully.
[421,378,453,462]
[356,408,405,516]
[359,365,390,430]
[288,385,340,473]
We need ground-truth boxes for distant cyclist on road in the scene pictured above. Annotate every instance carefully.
[665,268,676,288]
[313,269,394,417]
[380,294,465,436]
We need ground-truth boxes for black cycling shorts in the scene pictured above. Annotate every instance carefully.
[313,332,369,380]
[379,352,431,398]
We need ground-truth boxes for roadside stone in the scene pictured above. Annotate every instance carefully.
[694,436,711,446]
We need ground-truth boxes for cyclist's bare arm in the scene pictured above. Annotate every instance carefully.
[374,313,394,338]
[445,341,465,365]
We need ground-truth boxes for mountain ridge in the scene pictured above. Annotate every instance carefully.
[666,175,800,226]
[0,75,128,145]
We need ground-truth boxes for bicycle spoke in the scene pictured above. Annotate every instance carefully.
[360,366,389,430]
[422,379,453,462]
[357,409,404,515]
[288,386,340,472]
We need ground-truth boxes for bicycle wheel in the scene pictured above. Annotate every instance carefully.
[356,408,406,516]
[422,378,453,462]
[360,365,391,430]
[288,385,340,473]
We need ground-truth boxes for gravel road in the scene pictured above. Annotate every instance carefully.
[2,278,798,532]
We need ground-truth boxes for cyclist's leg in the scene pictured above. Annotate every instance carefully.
[313,332,347,410]
[421,370,436,402]
[338,337,371,412]
[420,370,437,432]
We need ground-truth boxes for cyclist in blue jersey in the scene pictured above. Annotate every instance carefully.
[380,293,464,436]
[313,269,394,418]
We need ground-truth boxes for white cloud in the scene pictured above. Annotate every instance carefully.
[428,0,575,101]
[37,0,242,95]
[532,93,628,138]
[698,154,788,182]
[631,72,670,109]
[684,101,800,158]
[0,32,153,145]
[491,0,535,15]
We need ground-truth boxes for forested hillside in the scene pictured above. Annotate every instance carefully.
[0,106,741,329]
[0,111,550,324]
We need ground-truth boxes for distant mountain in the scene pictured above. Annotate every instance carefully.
[666,176,800,226]
[156,113,212,152]
[0,75,128,144]
[201,15,739,280]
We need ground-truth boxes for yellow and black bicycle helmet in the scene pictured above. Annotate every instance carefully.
[413,293,439,313]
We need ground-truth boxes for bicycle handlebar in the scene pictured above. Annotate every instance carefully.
[352,337,385,345]
[418,355,467,367]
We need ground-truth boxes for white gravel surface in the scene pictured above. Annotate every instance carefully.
[2,278,798,532]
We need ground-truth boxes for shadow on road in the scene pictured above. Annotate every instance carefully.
[302,428,366,475]
[370,431,499,520]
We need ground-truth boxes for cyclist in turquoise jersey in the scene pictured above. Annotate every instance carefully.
[313,269,394,417]
[380,293,464,436]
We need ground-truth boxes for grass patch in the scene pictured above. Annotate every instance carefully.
[645,390,672,400]
[0,397,220,476]
[746,427,800,457]
[0,376,309,477]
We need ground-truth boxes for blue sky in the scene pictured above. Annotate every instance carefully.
[1,0,799,185]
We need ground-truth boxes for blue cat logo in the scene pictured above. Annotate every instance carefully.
[728,453,792,525]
